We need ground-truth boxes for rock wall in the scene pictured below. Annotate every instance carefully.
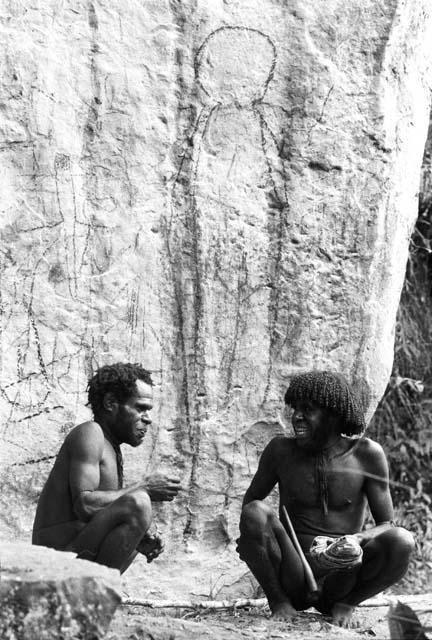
[1,1,432,548]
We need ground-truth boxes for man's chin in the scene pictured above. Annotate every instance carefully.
[295,437,311,449]
[295,438,321,452]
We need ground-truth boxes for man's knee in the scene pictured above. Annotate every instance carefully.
[366,526,415,570]
[121,489,152,532]
[237,501,275,561]
[240,500,272,534]
[387,527,415,560]
[239,501,278,550]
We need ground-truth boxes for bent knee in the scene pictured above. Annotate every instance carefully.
[389,527,415,555]
[373,526,415,562]
[121,489,152,529]
[240,500,273,535]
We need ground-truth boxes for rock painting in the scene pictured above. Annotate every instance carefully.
[0,152,95,445]
[165,26,296,536]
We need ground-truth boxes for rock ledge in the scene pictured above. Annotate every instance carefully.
[0,543,121,640]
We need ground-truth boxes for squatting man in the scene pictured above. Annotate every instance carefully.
[33,363,181,573]
[237,370,415,628]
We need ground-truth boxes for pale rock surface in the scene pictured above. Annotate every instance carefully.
[0,1,432,561]
[0,542,121,639]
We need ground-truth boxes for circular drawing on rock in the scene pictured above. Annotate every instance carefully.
[194,26,277,107]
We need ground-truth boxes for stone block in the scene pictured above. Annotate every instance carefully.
[0,543,121,640]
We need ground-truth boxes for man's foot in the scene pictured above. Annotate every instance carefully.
[331,602,358,628]
[270,600,297,621]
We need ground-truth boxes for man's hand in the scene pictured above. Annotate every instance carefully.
[137,532,164,563]
[142,472,181,501]
[354,522,393,546]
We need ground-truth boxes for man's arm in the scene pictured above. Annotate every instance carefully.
[69,423,181,521]
[243,438,280,507]
[69,422,126,521]
[358,439,395,542]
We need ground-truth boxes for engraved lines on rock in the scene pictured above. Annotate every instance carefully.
[166,25,214,539]
[1,242,53,423]
[54,153,95,301]
[256,106,290,403]
[83,0,144,360]
[196,26,294,406]
[194,26,277,105]
[1,12,111,423]
[7,149,99,410]
[85,1,102,145]
[166,25,296,536]
[2,158,102,426]
[1,313,83,434]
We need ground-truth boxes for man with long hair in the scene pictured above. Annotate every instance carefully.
[237,370,414,627]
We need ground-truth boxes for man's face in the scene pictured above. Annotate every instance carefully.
[115,379,153,447]
[290,399,334,451]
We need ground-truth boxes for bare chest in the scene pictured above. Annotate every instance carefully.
[279,452,365,510]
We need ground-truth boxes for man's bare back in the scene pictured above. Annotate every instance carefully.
[238,371,415,628]
[33,363,181,573]
[33,421,127,548]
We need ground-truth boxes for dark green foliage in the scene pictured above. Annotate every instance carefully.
[369,147,432,592]
[388,601,429,640]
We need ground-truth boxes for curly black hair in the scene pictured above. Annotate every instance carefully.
[87,362,153,417]
[284,370,366,436]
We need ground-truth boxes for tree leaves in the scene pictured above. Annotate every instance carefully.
[388,601,429,640]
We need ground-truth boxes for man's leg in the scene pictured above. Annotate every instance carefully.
[319,527,415,627]
[66,488,152,574]
[238,500,308,620]
[33,521,86,549]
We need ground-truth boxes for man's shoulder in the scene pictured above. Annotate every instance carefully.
[68,420,103,437]
[352,436,387,467]
[354,436,385,454]
[264,436,295,456]
[66,421,105,451]
[270,435,296,446]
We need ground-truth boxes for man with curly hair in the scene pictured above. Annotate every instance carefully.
[33,363,181,573]
[237,370,414,628]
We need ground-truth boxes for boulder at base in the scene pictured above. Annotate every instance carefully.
[0,542,121,640]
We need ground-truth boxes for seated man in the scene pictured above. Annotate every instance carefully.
[237,370,414,627]
[33,362,181,573]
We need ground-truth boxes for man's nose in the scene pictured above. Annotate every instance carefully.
[142,412,151,424]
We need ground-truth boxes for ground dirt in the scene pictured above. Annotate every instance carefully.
[105,548,430,639]
[106,604,391,639]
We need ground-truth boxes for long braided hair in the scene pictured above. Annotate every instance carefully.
[284,370,366,516]
[284,370,366,436]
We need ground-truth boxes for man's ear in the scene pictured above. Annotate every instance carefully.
[103,392,118,413]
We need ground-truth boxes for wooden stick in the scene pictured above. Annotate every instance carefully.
[357,594,432,609]
[121,594,432,612]
[281,505,318,595]
[122,597,268,609]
